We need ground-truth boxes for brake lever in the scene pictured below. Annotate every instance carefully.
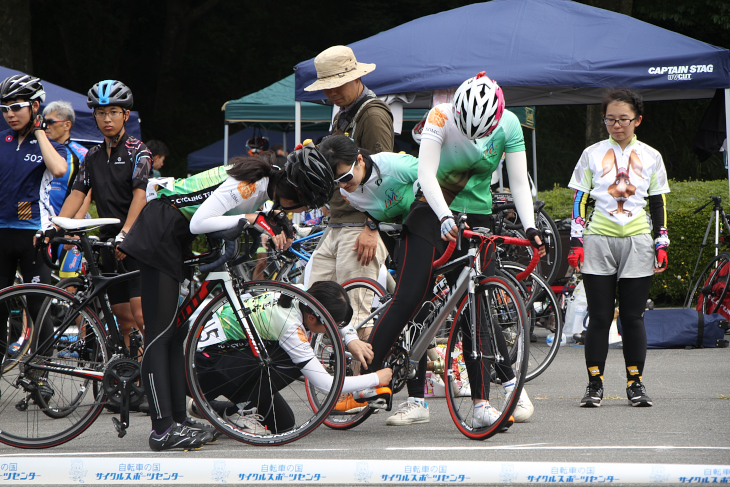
[456,214,468,252]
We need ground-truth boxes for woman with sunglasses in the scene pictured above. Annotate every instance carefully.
[0,75,67,351]
[119,147,335,450]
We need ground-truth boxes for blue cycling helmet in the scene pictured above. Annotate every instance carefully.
[87,80,133,109]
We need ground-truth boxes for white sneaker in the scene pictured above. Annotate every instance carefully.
[472,403,502,428]
[385,397,430,425]
[225,410,271,436]
[503,382,534,423]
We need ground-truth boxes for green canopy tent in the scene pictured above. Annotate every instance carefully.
[222,74,332,161]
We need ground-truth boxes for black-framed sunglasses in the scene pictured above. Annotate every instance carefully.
[334,159,358,184]
[0,102,31,113]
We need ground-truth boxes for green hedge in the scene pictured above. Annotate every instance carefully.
[539,180,730,306]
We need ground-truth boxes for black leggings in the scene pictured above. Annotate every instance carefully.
[369,230,512,400]
[583,273,653,380]
[139,262,187,426]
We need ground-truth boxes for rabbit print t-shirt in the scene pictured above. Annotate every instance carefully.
[568,135,670,237]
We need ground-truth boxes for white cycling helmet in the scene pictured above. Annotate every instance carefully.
[452,72,505,140]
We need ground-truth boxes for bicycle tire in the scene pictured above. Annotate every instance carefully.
[444,276,528,440]
[0,284,109,449]
[685,252,730,314]
[312,277,387,430]
[185,280,346,446]
[1,289,34,375]
[498,262,563,381]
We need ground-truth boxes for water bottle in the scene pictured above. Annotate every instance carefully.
[546,332,567,347]
[179,279,191,306]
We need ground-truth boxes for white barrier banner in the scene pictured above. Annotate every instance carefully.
[0,458,727,484]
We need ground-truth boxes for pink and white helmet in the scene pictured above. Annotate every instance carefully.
[452,72,505,140]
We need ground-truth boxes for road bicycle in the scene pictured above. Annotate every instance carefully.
[309,222,538,440]
[0,217,346,448]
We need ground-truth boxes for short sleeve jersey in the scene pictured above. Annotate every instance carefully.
[340,152,419,222]
[0,128,67,230]
[568,136,670,237]
[48,140,87,215]
[197,292,315,365]
[420,104,525,214]
[73,133,151,237]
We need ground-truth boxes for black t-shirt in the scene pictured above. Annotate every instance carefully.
[73,132,151,238]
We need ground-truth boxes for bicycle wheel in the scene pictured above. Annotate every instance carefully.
[185,280,346,446]
[0,284,108,448]
[685,252,730,314]
[444,276,528,440]
[312,277,387,430]
[499,262,563,381]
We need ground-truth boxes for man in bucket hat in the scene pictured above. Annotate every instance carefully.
[305,45,393,347]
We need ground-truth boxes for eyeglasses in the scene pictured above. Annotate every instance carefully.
[334,159,358,183]
[45,119,69,125]
[603,117,636,126]
[94,110,124,119]
[0,102,31,113]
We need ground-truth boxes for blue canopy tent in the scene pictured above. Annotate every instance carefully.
[0,66,142,144]
[294,0,730,190]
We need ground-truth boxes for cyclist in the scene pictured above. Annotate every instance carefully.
[41,100,90,279]
[567,89,669,408]
[119,147,380,450]
[50,80,150,348]
[344,73,542,427]
[0,74,67,351]
[193,280,393,435]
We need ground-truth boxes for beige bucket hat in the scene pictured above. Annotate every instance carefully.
[304,46,376,92]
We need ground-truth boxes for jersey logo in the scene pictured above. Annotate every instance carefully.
[237,181,257,200]
[5,135,13,143]
[601,149,644,218]
[114,157,124,165]
[427,107,448,128]
[297,328,308,343]
[384,187,402,209]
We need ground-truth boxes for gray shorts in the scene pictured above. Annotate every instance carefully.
[581,234,654,279]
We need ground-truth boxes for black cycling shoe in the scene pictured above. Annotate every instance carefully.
[181,417,222,441]
[148,424,213,451]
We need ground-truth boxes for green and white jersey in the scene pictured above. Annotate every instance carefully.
[568,136,670,237]
[420,105,525,214]
[340,152,419,222]
[147,166,229,221]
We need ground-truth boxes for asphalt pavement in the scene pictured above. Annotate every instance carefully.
[1,344,728,486]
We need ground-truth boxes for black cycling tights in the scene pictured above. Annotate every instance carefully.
[582,273,653,382]
[139,262,187,433]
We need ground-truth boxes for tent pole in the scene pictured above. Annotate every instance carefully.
[725,89,730,205]
[223,122,229,166]
[532,128,538,197]
[295,101,302,146]
[282,132,287,153]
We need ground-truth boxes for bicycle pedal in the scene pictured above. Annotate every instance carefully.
[111,417,128,438]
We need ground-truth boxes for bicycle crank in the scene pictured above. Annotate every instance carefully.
[102,357,144,438]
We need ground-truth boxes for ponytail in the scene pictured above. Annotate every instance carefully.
[226,150,300,203]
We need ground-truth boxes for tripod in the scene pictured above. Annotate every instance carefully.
[686,196,730,293]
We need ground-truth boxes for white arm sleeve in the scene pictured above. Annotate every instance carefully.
[504,151,536,231]
[301,358,379,394]
[189,187,246,234]
[418,138,452,221]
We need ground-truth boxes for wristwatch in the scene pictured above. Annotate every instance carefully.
[365,219,378,231]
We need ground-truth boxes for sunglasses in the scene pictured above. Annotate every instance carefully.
[0,102,31,113]
[45,119,68,125]
[334,159,358,183]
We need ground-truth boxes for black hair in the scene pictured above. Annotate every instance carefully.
[318,135,381,187]
[270,143,284,153]
[601,89,643,118]
[226,150,299,203]
[146,139,169,157]
[301,280,353,325]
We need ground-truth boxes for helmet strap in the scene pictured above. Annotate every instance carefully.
[17,105,37,138]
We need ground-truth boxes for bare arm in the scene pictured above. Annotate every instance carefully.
[34,130,67,178]
[74,189,93,219]
[58,190,88,220]
[121,188,148,234]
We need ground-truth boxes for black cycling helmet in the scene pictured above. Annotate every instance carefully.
[246,136,270,153]
[87,80,133,109]
[285,145,335,209]
[0,74,45,103]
